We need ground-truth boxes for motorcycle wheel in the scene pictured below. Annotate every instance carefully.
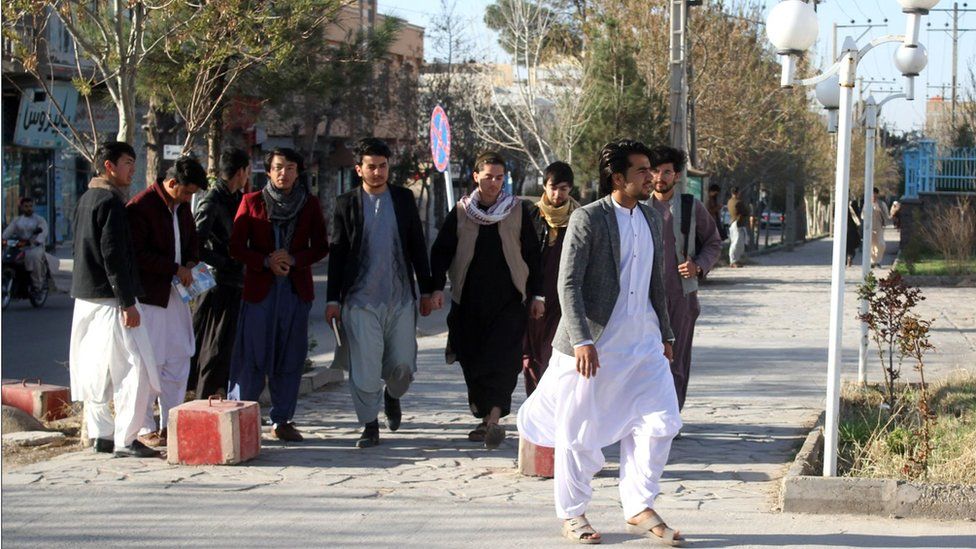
[29,280,48,308]
[1,269,12,309]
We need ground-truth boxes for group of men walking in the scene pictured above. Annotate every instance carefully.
[67,136,721,545]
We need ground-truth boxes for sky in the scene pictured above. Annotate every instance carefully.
[378,0,975,133]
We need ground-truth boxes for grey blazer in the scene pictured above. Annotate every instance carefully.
[551,195,674,356]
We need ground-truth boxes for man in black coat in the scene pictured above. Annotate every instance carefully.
[68,141,161,458]
[190,148,249,398]
[326,138,438,448]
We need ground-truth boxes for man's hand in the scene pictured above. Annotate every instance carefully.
[574,344,600,379]
[529,299,545,320]
[678,258,700,279]
[429,291,444,311]
[176,265,193,287]
[269,249,291,276]
[122,305,141,328]
[419,296,433,317]
[325,303,340,324]
[663,341,674,362]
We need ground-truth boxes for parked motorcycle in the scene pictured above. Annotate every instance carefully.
[2,235,51,309]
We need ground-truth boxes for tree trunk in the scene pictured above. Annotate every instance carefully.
[206,103,224,177]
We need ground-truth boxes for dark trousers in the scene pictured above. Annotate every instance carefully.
[190,284,242,398]
[667,291,700,411]
[228,279,311,424]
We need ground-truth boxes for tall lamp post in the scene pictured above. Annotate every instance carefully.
[766,0,936,477]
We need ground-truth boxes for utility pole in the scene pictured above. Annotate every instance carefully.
[668,0,702,191]
[929,3,976,127]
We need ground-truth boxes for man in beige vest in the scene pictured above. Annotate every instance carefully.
[430,151,545,449]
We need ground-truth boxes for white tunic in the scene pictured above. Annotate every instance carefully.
[141,207,194,365]
[69,299,161,401]
[518,199,681,450]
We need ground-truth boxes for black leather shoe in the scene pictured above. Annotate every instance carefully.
[91,438,114,453]
[114,440,162,458]
[356,420,380,448]
[384,388,402,432]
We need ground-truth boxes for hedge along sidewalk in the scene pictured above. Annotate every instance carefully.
[781,411,976,521]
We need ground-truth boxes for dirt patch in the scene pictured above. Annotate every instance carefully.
[2,410,84,469]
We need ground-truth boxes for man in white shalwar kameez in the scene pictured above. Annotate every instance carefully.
[127,156,206,445]
[519,140,685,546]
[69,141,162,458]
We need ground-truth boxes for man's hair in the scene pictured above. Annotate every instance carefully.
[731,186,740,194]
[474,150,506,173]
[598,139,653,197]
[543,161,574,188]
[649,145,687,173]
[708,183,721,193]
[94,141,136,174]
[355,137,392,165]
[874,187,880,194]
[263,147,304,174]
[219,148,250,180]
[165,156,209,190]
[19,197,33,206]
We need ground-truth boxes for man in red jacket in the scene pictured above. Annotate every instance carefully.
[229,147,328,442]
[127,156,206,445]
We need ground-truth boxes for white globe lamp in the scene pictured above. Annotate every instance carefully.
[894,43,928,99]
[766,0,820,87]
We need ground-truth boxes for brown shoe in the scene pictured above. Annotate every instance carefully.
[273,422,304,442]
[137,431,165,448]
[468,422,488,442]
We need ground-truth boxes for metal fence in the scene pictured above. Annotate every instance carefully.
[904,139,976,198]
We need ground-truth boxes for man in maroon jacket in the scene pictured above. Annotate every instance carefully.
[127,156,207,445]
[228,147,328,442]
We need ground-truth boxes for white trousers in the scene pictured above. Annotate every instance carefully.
[555,426,673,519]
[140,288,195,434]
[70,298,159,448]
[729,221,746,264]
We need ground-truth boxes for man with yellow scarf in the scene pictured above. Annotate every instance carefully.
[522,161,580,395]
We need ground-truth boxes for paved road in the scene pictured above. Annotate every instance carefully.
[2,230,974,547]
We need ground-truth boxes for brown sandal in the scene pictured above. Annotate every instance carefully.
[626,510,684,546]
[467,422,488,442]
[562,516,601,545]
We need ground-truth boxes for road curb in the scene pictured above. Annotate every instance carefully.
[780,411,976,520]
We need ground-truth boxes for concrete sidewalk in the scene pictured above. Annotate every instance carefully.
[2,229,974,547]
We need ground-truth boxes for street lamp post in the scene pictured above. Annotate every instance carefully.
[766,0,936,477]
[857,92,907,386]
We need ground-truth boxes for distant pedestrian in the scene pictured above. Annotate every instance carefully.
[868,188,890,267]
[518,139,683,545]
[647,146,722,412]
[2,197,54,295]
[228,148,328,442]
[846,200,862,267]
[69,141,161,458]
[326,138,438,448]
[705,183,726,241]
[190,148,250,399]
[127,156,206,446]
[522,161,579,396]
[727,186,749,267]
[889,200,902,229]
[430,151,544,449]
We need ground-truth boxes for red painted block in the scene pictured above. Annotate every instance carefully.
[167,397,261,465]
[1,379,72,421]
[518,435,555,478]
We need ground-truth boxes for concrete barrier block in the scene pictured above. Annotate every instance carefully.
[167,398,261,466]
[1,380,71,421]
[518,436,554,478]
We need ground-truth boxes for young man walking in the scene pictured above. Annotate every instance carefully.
[646,146,722,412]
[518,140,684,545]
[523,161,579,396]
[127,156,207,444]
[69,141,161,458]
[326,138,437,448]
[191,148,250,398]
[430,151,544,449]
[229,148,328,442]
[727,187,749,268]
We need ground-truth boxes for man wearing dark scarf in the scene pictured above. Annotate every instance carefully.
[522,161,579,396]
[430,150,544,450]
[228,147,328,442]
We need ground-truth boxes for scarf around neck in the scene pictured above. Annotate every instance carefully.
[536,193,579,246]
[262,181,308,247]
[459,188,520,226]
